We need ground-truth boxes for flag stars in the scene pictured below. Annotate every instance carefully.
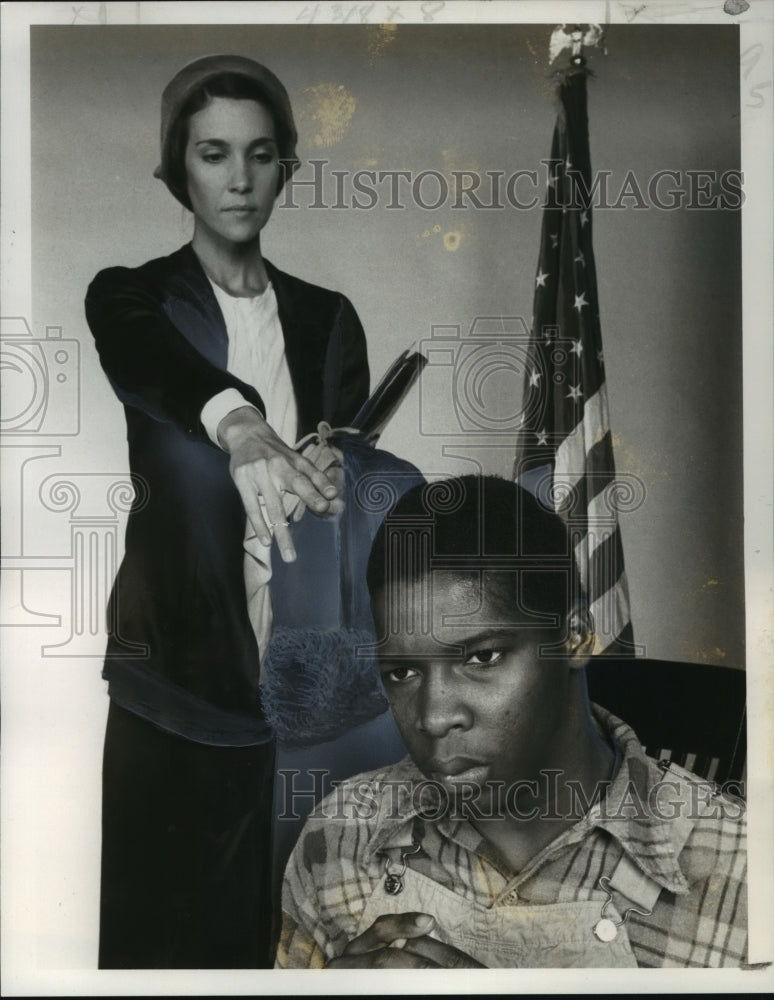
[536,429,549,446]
[570,340,583,357]
[574,250,585,267]
[573,292,589,312]
[529,368,542,388]
[549,233,559,248]
[597,349,604,364]
[567,384,583,402]
[535,269,549,288]
[580,210,589,227]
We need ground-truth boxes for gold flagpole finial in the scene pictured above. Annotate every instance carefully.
[549,24,606,67]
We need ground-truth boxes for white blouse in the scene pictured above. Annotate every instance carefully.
[200,279,299,672]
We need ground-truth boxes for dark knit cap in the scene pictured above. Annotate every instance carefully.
[154,54,299,208]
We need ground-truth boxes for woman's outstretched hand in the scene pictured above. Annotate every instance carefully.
[217,406,343,562]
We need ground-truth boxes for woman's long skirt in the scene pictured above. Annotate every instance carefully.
[99,701,276,969]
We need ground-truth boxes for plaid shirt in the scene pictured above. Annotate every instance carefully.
[276,706,747,969]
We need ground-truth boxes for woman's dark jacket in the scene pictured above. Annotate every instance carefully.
[85,243,369,745]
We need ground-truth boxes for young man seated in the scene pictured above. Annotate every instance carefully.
[275,475,747,969]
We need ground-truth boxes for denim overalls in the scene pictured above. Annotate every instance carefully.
[355,762,711,968]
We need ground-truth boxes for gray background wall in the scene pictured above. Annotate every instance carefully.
[30,21,743,667]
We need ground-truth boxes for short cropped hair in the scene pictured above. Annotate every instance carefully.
[366,475,582,625]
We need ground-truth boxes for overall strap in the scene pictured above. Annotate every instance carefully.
[607,760,708,912]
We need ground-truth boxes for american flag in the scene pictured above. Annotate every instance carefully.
[514,66,635,655]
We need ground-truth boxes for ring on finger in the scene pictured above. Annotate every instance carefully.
[268,520,290,530]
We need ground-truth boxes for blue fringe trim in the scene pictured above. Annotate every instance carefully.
[262,626,387,748]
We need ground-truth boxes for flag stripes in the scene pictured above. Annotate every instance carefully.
[514,66,635,655]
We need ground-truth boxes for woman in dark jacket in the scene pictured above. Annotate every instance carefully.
[85,54,369,969]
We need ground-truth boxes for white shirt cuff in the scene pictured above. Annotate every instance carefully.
[201,388,259,447]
